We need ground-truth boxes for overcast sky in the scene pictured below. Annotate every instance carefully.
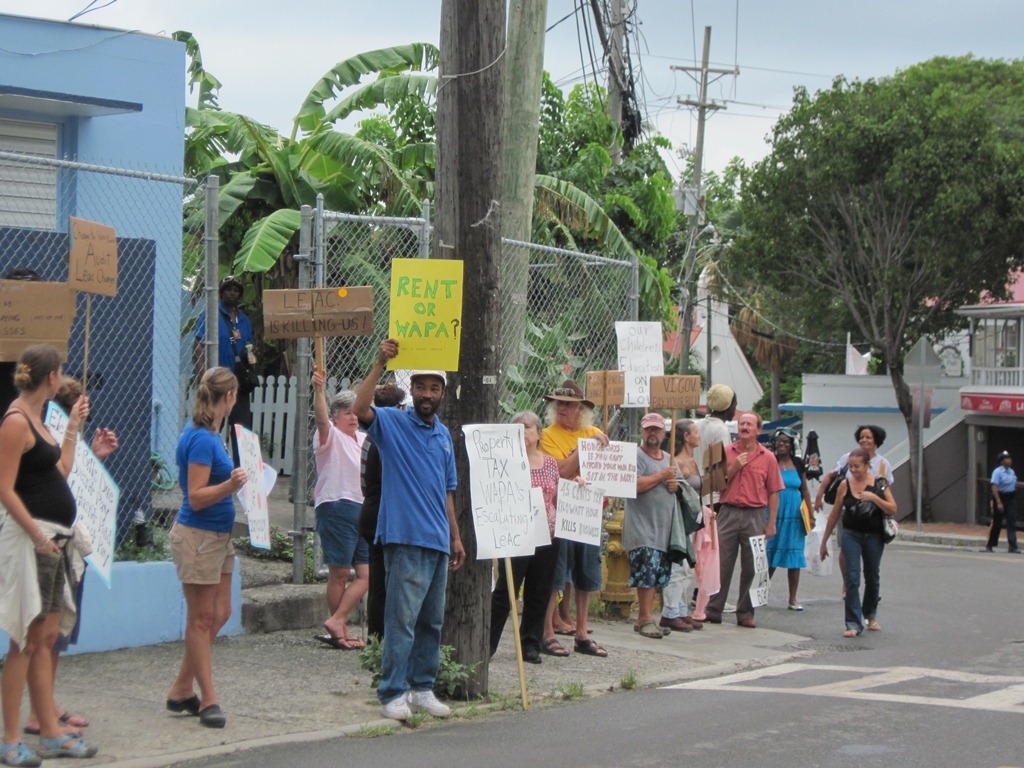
[3,0,1023,177]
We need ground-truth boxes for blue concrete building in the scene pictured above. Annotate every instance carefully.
[0,13,241,652]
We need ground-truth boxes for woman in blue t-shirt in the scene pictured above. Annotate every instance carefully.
[165,368,248,730]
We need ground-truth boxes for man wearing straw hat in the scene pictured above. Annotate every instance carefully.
[540,379,610,658]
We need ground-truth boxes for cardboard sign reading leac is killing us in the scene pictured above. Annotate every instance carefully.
[649,375,702,409]
[262,287,373,339]
[0,281,77,361]
[69,217,118,296]
[586,370,625,406]
[388,258,463,371]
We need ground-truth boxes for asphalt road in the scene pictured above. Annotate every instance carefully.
[167,544,1024,768]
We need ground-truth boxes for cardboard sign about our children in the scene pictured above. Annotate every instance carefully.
[749,534,771,607]
[44,404,118,587]
[69,217,118,296]
[263,287,373,339]
[649,375,702,410]
[577,438,638,499]
[554,479,604,546]
[0,281,77,361]
[586,370,625,407]
[462,424,535,559]
[388,258,463,371]
[234,425,270,549]
[615,321,664,408]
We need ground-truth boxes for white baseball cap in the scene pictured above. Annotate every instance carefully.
[409,370,446,387]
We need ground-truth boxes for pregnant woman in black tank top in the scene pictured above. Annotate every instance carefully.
[0,345,98,762]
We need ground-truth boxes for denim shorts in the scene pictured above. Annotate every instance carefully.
[554,539,602,593]
[316,499,369,568]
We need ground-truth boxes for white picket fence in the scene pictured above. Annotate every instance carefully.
[251,374,353,475]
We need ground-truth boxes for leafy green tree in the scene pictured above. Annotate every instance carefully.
[734,55,1024,516]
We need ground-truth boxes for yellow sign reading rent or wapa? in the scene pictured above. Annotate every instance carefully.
[388,258,463,371]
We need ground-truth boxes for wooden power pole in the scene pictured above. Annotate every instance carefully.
[435,0,506,697]
[500,0,548,396]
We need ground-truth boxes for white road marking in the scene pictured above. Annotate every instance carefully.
[663,663,1024,714]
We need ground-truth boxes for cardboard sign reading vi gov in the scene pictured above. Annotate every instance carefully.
[649,375,702,409]
[263,287,373,339]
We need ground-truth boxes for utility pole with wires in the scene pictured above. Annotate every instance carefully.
[671,26,737,377]
[606,0,626,164]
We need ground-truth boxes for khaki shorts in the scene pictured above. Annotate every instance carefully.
[36,546,67,614]
[170,522,236,585]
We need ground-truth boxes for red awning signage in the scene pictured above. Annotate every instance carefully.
[960,392,1024,416]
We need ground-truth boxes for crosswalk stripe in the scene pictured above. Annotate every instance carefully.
[663,663,1024,714]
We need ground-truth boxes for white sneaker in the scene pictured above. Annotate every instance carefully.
[723,602,736,614]
[380,695,411,721]
[407,690,451,718]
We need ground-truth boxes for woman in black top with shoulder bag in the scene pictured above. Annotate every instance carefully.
[819,447,897,638]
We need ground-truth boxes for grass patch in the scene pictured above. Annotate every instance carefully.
[619,669,640,690]
[559,681,585,701]
[350,724,397,739]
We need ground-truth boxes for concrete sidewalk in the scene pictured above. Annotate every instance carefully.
[49,616,813,768]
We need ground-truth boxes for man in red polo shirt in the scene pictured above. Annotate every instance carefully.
[704,412,782,628]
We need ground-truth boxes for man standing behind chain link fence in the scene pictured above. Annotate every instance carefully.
[353,338,465,721]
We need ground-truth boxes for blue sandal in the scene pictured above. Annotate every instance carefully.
[0,742,41,767]
[37,735,97,759]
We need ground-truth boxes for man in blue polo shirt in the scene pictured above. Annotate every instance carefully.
[353,338,465,721]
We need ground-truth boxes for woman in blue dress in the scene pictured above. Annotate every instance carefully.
[766,429,813,610]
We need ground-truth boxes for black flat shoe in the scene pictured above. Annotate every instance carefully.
[198,704,226,729]
[166,695,201,716]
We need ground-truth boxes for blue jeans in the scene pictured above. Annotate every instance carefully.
[378,544,449,704]
[840,528,885,633]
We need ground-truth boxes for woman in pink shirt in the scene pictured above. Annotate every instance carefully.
[312,371,368,650]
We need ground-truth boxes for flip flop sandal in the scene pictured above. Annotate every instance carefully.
[540,638,569,657]
[574,638,608,657]
[57,713,89,729]
[0,742,41,767]
[37,735,98,759]
[166,695,201,716]
[636,621,664,639]
[553,628,575,636]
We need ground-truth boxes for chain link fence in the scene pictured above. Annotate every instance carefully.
[0,150,205,547]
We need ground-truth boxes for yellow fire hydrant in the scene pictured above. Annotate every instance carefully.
[601,499,633,619]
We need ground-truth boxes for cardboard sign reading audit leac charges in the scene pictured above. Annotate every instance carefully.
[263,287,373,339]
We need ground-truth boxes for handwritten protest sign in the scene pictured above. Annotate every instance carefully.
[586,370,625,407]
[263,287,373,339]
[555,479,604,546]
[749,534,771,607]
[649,375,702,410]
[388,258,463,371]
[44,404,117,587]
[578,439,638,499]
[615,321,664,408]
[234,425,270,549]
[462,423,535,559]
[528,487,552,549]
[0,281,77,361]
[68,217,118,296]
